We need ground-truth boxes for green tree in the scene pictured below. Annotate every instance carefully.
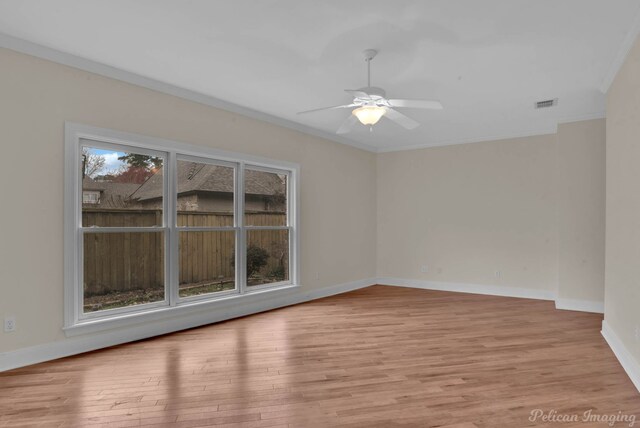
[117,153,163,169]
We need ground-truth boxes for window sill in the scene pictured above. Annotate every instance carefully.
[63,284,299,337]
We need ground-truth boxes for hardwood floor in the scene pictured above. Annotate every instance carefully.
[1,285,639,427]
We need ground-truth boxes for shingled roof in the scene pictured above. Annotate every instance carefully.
[82,177,142,209]
[130,162,285,201]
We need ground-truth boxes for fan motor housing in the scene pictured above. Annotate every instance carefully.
[357,86,386,100]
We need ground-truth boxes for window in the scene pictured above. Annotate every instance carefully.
[176,158,237,299]
[82,191,100,204]
[65,124,298,331]
[244,168,290,287]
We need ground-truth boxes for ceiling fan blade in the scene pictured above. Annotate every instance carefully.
[345,89,371,99]
[297,104,356,115]
[336,114,358,134]
[387,99,443,110]
[383,108,420,130]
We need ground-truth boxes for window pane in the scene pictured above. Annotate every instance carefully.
[81,146,164,227]
[244,169,287,226]
[179,231,236,297]
[246,229,289,286]
[176,160,235,227]
[83,232,164,313]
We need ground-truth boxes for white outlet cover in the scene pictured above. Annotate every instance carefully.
[420,265,429,273]
[4,316,16,332]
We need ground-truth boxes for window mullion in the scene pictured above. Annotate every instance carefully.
[243,226,291,231]
[80,226,167,233]
[238,163,247,295]
[167,151,179,307]
[289,168,297,285]
[176,226,239,232]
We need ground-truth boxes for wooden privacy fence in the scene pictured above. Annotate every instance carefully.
[83,210,287,295]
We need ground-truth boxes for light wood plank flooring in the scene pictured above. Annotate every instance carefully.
[1,285,639,427]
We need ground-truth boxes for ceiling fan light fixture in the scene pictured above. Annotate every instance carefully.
[297,49,442,134]
[352,105,386,125]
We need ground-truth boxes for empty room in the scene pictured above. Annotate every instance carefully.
[2,1,640,426]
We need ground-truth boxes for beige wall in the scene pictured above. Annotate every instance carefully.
[557,119,606,303]
[377,119,606,302]
[377,134,560,292]
[0,48,377,352]
[605,35,640,363]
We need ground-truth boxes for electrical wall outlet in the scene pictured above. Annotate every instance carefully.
[4,316,16,333]
[495,270,501,278]
[420,265,429,273]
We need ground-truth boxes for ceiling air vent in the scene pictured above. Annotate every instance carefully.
[535,98,558,109]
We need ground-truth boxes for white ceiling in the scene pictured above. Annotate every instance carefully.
[1,0,639,152]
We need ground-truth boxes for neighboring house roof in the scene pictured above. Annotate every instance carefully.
[130,162,285,201]
[82,177,142,209]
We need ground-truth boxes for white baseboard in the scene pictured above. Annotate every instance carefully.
[601,320,640,393]
[555,298,604,314]
[377,277,556,301]
[0,278,611,373]
[0,278,376,372]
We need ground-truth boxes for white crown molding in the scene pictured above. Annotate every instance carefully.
[557,111,606,124]
[555,298,604,314]
[380,112,607,153]
[601,320,640,394]
[0,32,612,154]
[599,6,640,94]
[0,32,376,154]
[0,278,376,372]
[375,125,559,153]
[377,277,556,301]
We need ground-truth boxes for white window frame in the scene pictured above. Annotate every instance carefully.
[242,164,293,291]
[174,154,240,304]
[64,122,300,335]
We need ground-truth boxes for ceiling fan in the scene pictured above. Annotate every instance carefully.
[298,49,443,134]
